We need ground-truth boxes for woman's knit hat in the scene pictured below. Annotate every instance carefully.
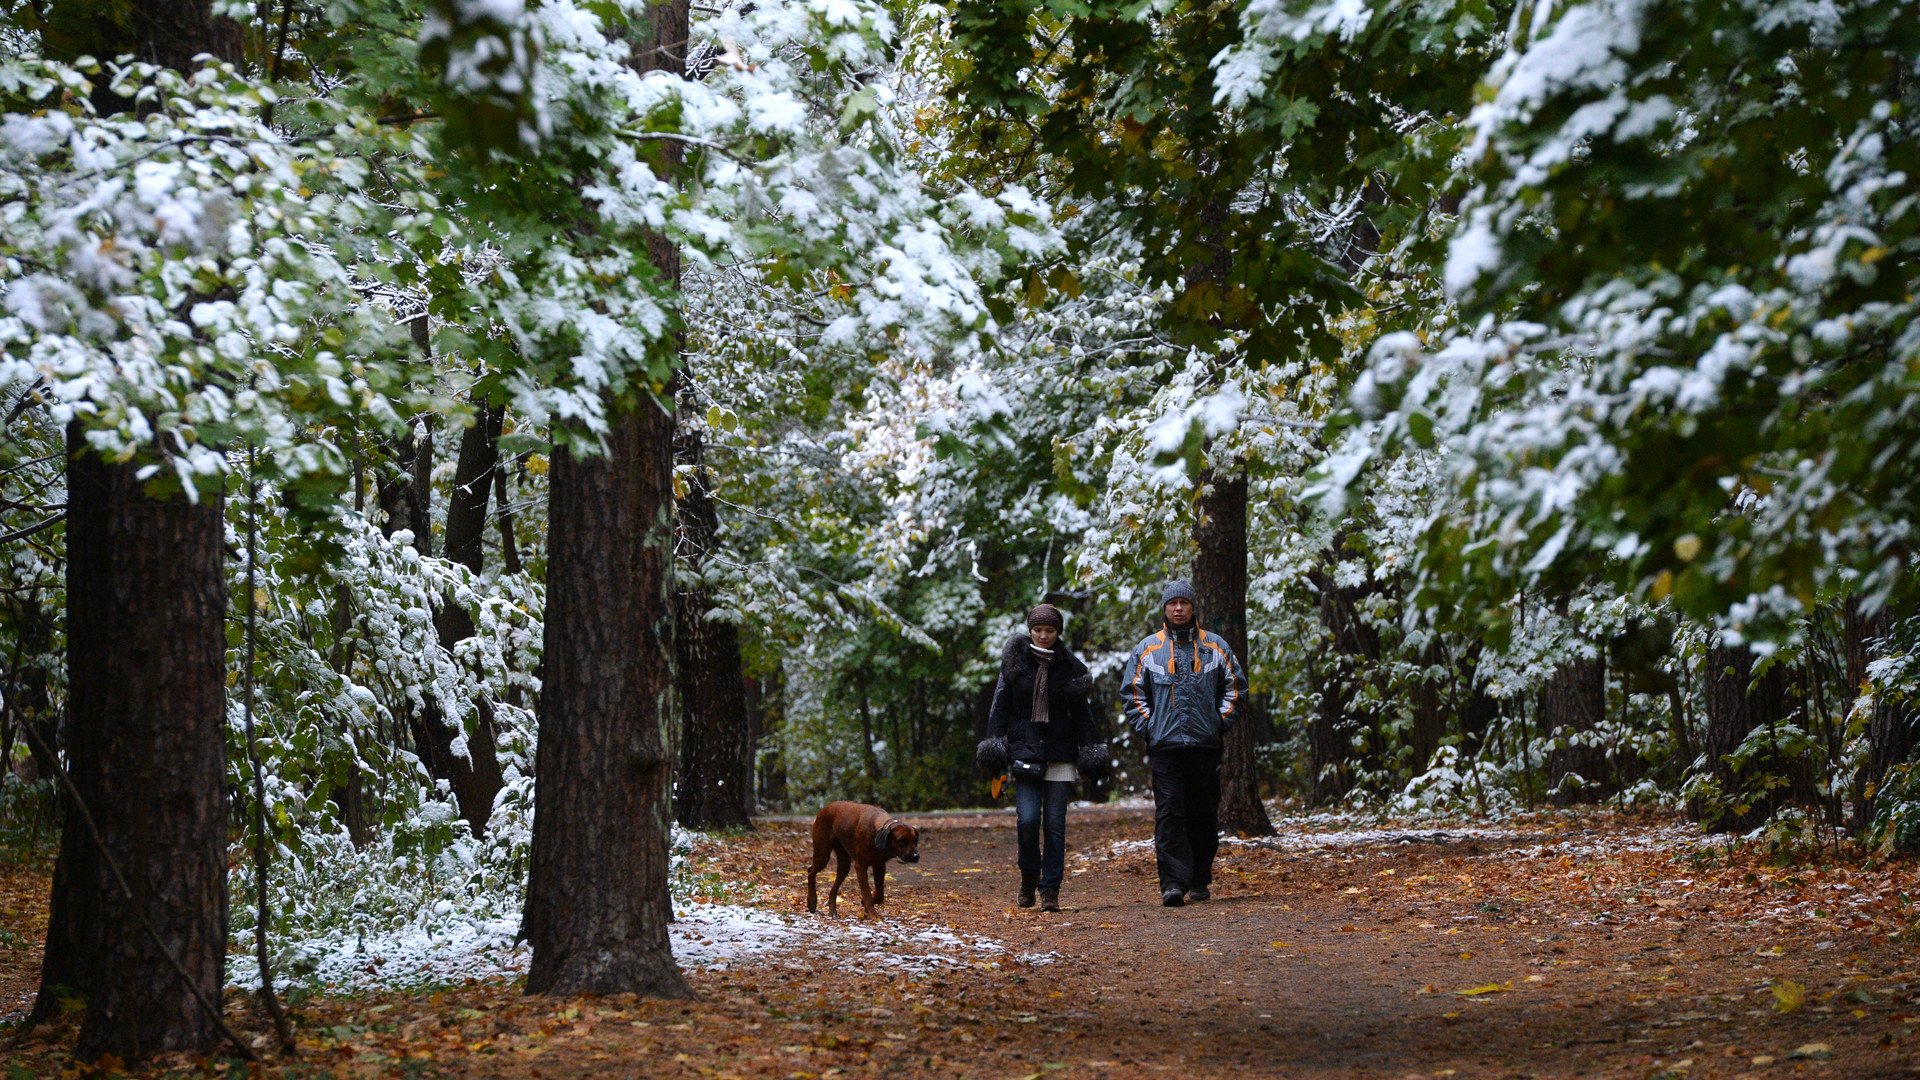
[1026,603,1064,631]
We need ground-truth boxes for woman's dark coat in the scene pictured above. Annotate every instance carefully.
[976,633,1109,779]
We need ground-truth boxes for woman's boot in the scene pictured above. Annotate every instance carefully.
[1039,887,1060,913]
[1019,872,1038,908]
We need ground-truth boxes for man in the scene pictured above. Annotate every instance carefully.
[1121,580,1247,907]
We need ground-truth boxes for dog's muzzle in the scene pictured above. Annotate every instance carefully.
[902,851,920,863]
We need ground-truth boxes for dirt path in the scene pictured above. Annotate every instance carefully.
[5,808,1920,1078]
[724,808,1920,1078]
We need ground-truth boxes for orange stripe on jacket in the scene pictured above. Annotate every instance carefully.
[1201,632,1240,717]
[1132,630,1166,726]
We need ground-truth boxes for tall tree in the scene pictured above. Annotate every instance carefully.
[28,1,239,1060]
[1194,469,1270,833]
[673,428,755,830]
[521,0,691,998]
[1542,652,1611,805]
[1696,640,1791,833]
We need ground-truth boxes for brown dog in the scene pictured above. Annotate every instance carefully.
[807,801,921,918]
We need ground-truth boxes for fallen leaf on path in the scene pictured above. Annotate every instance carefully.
[1788,1042,1832,1060]
[1771,978,1807,1013]
[1456,982,1510,997]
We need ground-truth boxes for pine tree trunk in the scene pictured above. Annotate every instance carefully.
[1696,639,1788,833]
[1543,652,1611,805]
[672,427,755,830]
[522,402,686,996]
[34,436,229,1058]
[523,0,690,999]
[33,4,238,1059]
[1194,469,1273,836]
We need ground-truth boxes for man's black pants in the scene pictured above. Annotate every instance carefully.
[1148,746,1222,894]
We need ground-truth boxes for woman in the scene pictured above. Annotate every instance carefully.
[976,604,1108,912]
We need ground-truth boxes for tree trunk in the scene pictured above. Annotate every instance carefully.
[857,680,882,802]
[522,0,690,999]
[415,397,508,837]
[7,598,60,782]
[34,436,229,1059]
[672,428,755,830]
[376,417,433,550]
[522,401,687,996]
[1542,652,1611,804]
[1193,468,1272,835]
[32,5,239,1059]
[1306,555,1379,807]
[1408,641,1448,777]
[1695,639,1789,833]
[1849,598,1914,827]
[495,452,522,575]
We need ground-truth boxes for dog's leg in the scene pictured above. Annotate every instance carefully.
[873,861,886,907]
[807,843,829,914]
[855,860,877,918]
[829,847,851,917]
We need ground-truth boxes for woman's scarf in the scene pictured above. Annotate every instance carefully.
[1029,642,1055,725]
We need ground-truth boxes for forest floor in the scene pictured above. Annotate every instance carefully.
[5,807,1920,1077]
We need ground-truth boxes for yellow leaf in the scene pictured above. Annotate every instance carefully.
[1267,941,1293,949]
[1673,533,1702,561]
[1456,981,1510,997]
[1772,978,1807,1013]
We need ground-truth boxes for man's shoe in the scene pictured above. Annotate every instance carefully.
[1161,889,1185,907]
[1188,885,1210,902]
[1018,874,1038,908]
[1040,888,1060,913]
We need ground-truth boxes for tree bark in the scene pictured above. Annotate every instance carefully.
[672,427,755,830]
[1695,639,1789,833]
[32,4,238,1059]
[522,401,687,996]
[1542,652,1612,805]
[1194,469,1273,835]
[416,397,508,837]
[34,435,229,1059]
[495,451,522,575]
[1849,598,1914,827]
[1306,554,1379,807]
[523,0,690,999]
[376,418,433,551]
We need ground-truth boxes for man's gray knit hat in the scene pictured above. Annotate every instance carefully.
[1160,580,1198,609]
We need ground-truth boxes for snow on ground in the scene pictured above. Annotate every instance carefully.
[231,902,1050,994]
[1078,813,1712,867]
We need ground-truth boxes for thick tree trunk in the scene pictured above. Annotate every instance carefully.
[1193,469,1273,836]
[1695,640,1789,833]
[672,429,755,830]
[34,439,228,1059]
[523,0,690,999]
[33,4,238,1060]
[1542,652,1611,805]
[522,403,687,997]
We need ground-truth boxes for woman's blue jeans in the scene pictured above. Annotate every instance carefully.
[1014,777,1072,890]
